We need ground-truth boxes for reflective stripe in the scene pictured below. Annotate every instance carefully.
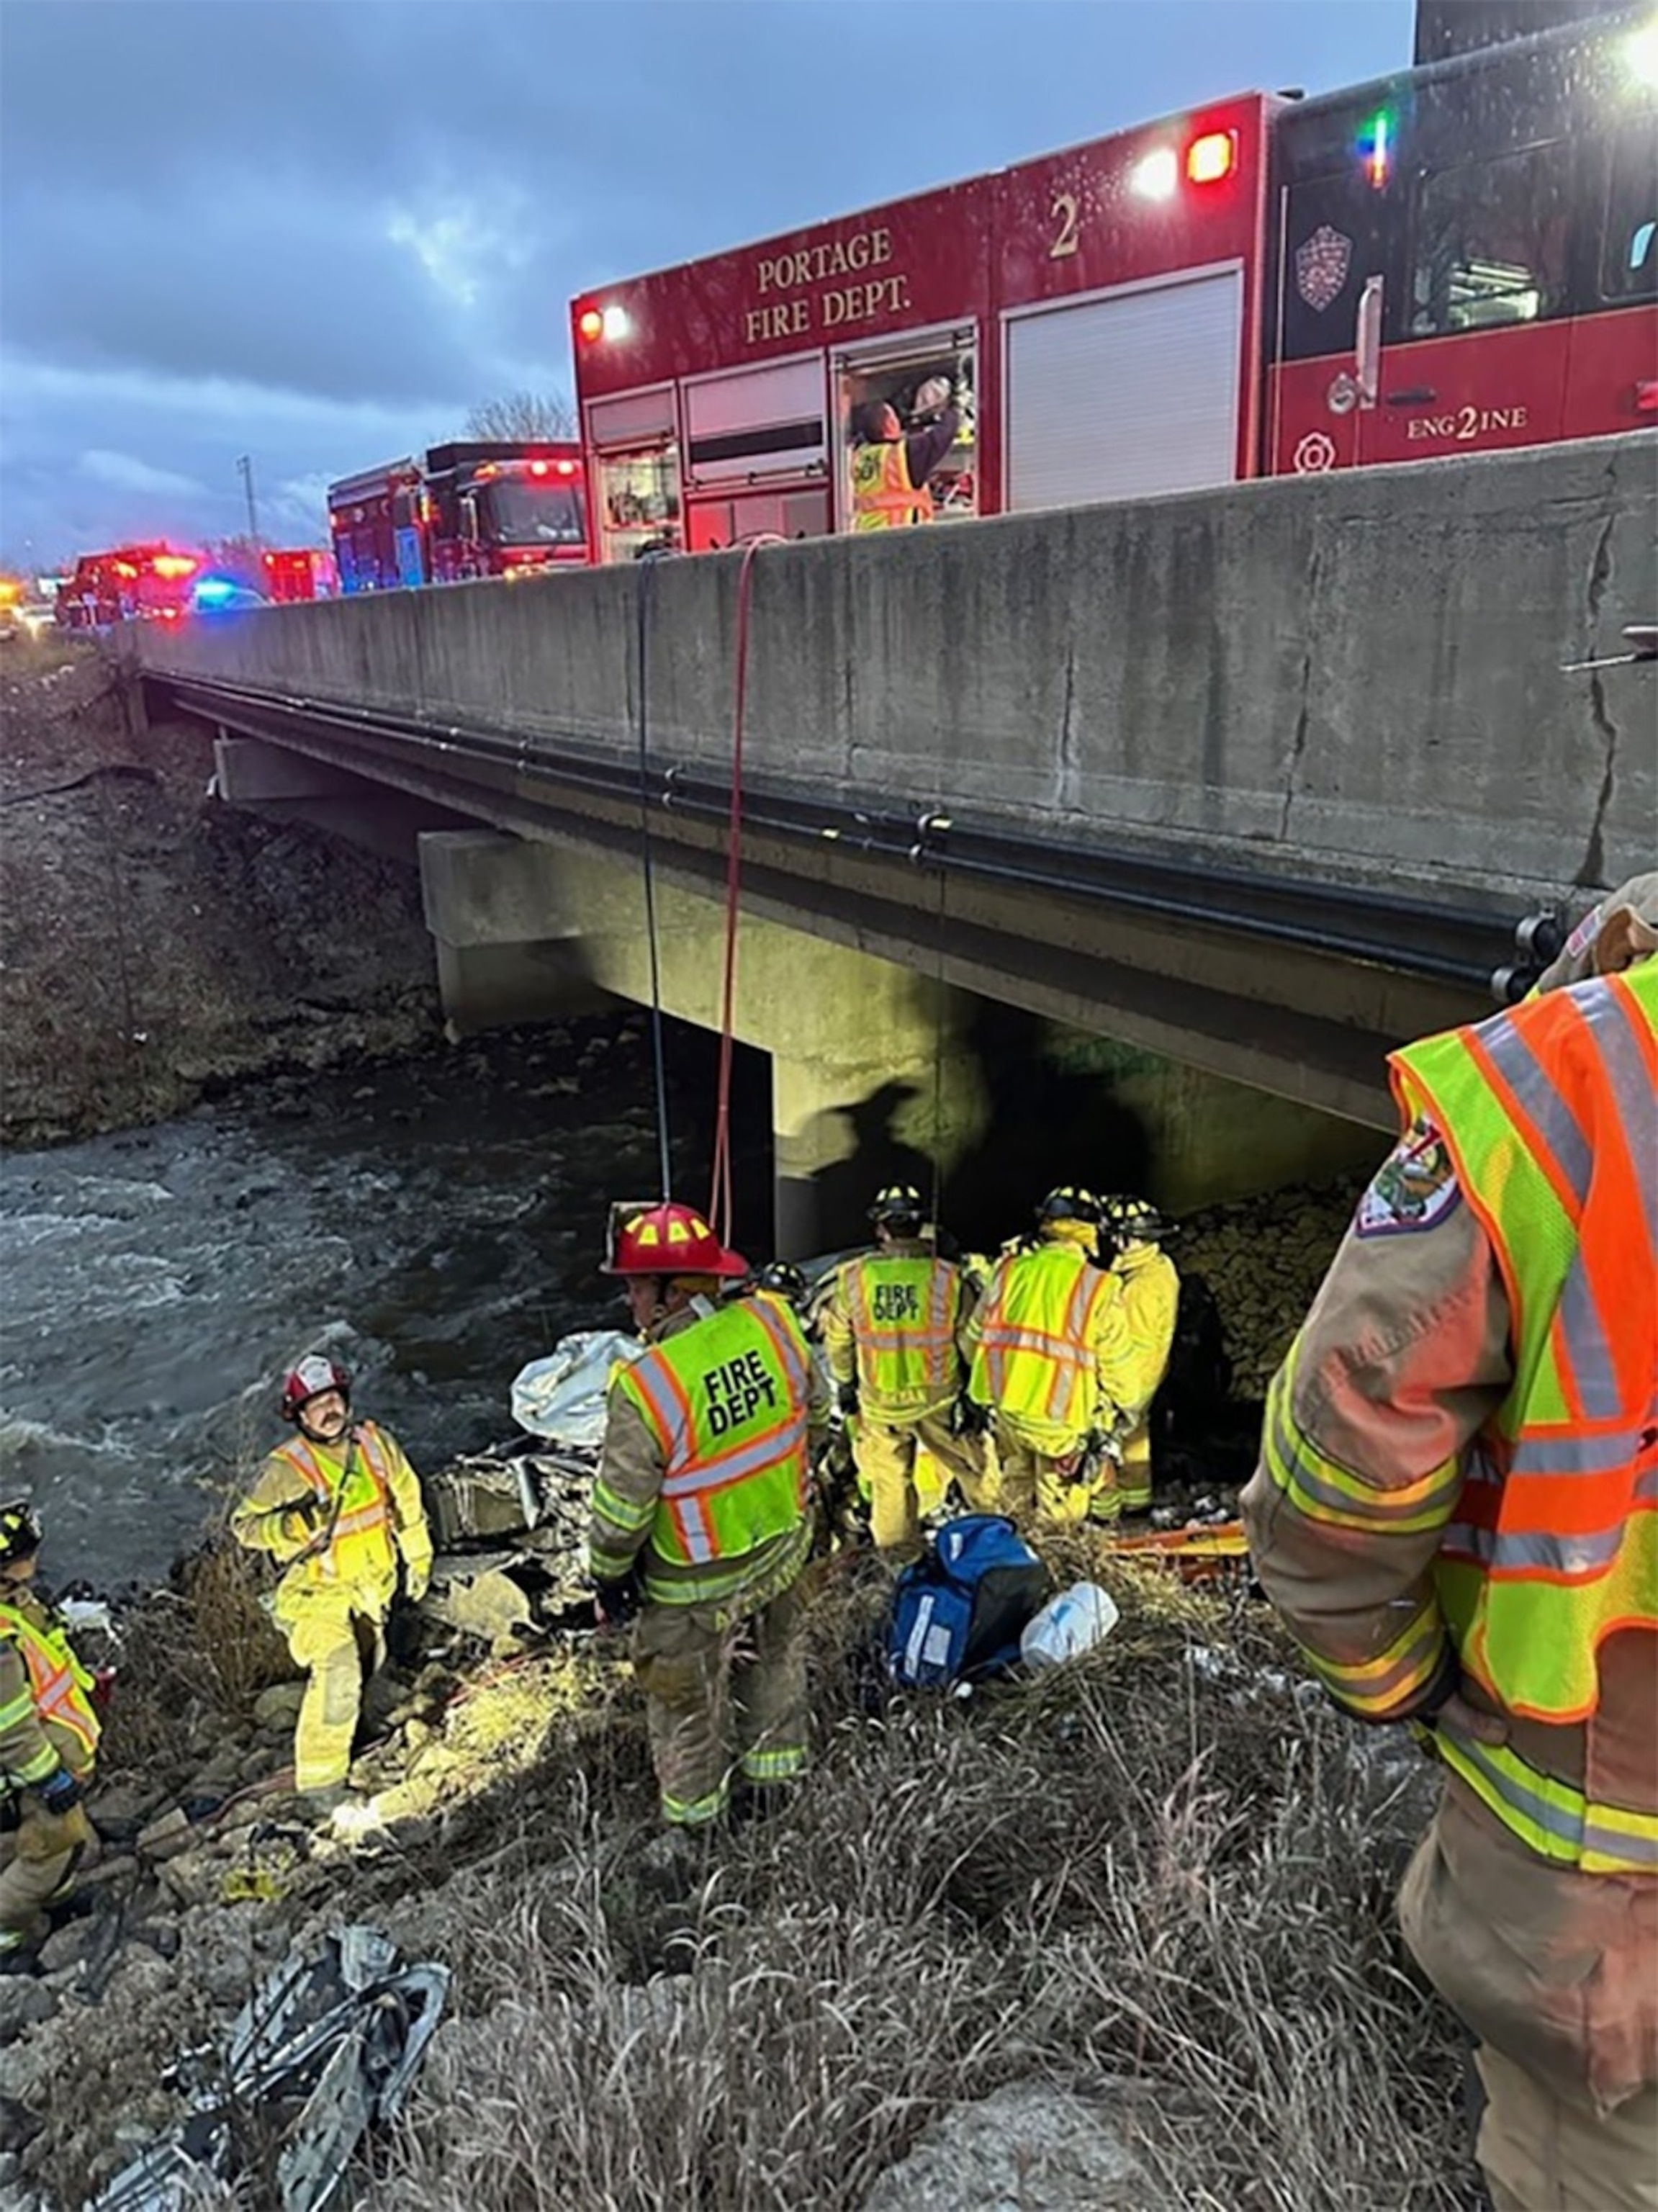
[1583,978,1658,1258]
[1509,1421,1657,1480]
[662,1783,729,1826]
[1481,1018,1592,1209]
[1265,1352,1459,1533]
[741,1745,806,1781]
[1302,1602,1447,1717]
[1438,1726,1658,1874]
[1444,1463,1658,1578]
[0,1600,99,1765]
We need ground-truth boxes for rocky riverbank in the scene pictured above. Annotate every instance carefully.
[0,640,439,1149]
[1,1528,1477,2212]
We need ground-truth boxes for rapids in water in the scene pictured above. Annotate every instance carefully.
[0,1017,754,1588]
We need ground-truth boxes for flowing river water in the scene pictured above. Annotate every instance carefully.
[0,1016,758,1588]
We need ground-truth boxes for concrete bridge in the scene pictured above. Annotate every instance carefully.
[125,433,1655,1251]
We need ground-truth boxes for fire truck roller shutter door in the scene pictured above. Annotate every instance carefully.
[1006,267,1244,511]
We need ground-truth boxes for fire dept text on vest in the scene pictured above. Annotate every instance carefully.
[702,1352,779,1434]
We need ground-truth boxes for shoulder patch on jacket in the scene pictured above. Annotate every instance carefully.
[1355,1118,1463,1238]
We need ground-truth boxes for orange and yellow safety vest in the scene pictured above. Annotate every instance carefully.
[840,1253,964,1422]
[614,1297,811,1584]
[0,1594,100,1777]
[1396,961,1658,1871]
[850,440,932,530]
[968,1241,1118,1449]
[274,1421,397,1588]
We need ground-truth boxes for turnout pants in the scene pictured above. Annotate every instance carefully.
[0,1788,95,1953]
[1400,1781,1658,2212]
[856,1409,996,1555]
[994,1422,1094,1532]
[631,1579,808,1827]
[278,1590,386,1793]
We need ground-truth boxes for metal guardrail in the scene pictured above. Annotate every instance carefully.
[148,667,1534,995]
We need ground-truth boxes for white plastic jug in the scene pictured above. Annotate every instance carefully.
[1019,1581,1120,1668]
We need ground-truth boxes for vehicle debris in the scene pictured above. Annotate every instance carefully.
[86,1924,448,2212]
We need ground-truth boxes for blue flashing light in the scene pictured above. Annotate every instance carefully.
[194,576,240,608]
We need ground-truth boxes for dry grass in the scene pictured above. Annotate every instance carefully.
[99,1532,293,1775]
[361,1555,1477,2212]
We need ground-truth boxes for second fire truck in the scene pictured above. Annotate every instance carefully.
[327,442,589,593]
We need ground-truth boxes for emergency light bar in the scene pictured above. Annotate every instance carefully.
[577,303,630,343]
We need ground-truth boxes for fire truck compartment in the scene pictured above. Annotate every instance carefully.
[1005,265,1246,512]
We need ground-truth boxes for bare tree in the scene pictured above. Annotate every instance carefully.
[463,391,577,443]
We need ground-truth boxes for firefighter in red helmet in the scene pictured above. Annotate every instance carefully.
[587,1202,826,1829]
[232,1352,431,1812]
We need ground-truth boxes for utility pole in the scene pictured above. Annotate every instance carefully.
[236,454,261,548]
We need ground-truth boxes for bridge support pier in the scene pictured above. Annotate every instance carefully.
[418,828,989,1254]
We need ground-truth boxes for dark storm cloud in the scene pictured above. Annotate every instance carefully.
[0,0,1411,565]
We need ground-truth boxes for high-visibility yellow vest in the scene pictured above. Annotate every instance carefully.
[850,440,932,530]
[842,1253,963,1421]
[1394,963,1658,1873]
[0,1595,100,1774]
[617,1296,811,1575]
[968,1241,1117,1445]
[274,1421,397,1589]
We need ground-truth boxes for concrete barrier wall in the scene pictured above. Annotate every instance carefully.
[137,434,1656,901]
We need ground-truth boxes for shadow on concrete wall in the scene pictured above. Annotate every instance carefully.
[938,1002,1151,1254]
[796,1003,1153,1260]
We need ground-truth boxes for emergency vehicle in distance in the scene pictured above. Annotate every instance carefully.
[55,544,202,629]
[569,3,1657,560]
[260,547,338,603]
[326,443,590,593]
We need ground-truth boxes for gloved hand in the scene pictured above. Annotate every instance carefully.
[280,1495,322,1545]
[837,1381,860,1419]
[402,1558,431,1604]
[914,375,951,415]
[1086,1421,1124,1466]
[593,1574,642,1634]
[954,1395,991,1437]
[36,1767,81,1817]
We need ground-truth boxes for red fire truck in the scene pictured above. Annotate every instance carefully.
[327,443,589,593]
[569,6,1655,557]
[55,544,202,629]
[259,547,338,603]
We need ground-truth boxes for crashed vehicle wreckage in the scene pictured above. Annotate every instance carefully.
[413,1328,641,1654]
[89,1925,449,2212]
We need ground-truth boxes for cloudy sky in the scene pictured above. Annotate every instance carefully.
[0,0,1410,571]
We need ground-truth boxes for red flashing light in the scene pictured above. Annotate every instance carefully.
[1635,380,1658,414]
[1186,131,1235,185]
[152,554,197,579]
[529,460,549,476]
[577,306,605,343]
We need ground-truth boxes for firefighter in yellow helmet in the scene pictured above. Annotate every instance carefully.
[1094,1195,1181,1520]
[962,1188,1136,1530]
[231,1354,432,1808]
[588,1202,826,1827]
[0,1501,100,1972]
[1243,874,1658,2212]
[818,1185,995,1555]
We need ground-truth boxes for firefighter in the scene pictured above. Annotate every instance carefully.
[1095,1195,1181,1520]
[588,1202,826,1827]
[231,1354,432,1808]
[0,1501,99,1972]
[848,377,960,530]
[818,1184,994,1555]
[963,1187,1135,1529]
[1242,873,1658,2212]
